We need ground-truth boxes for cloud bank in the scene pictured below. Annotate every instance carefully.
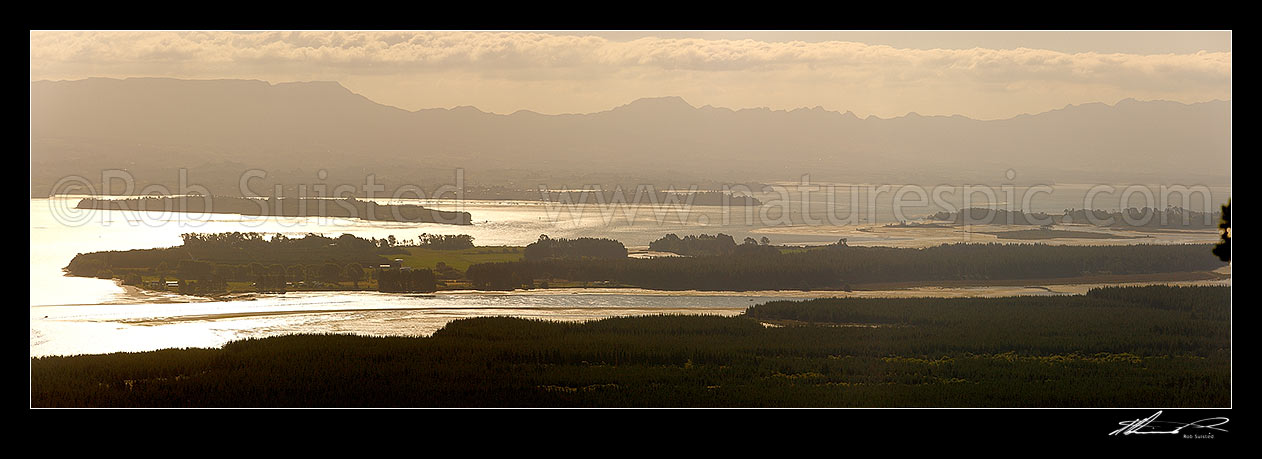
[30,31,1231,119]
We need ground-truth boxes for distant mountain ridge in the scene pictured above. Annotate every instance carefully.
[30,78,1231,196]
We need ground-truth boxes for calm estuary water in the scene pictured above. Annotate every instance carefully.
[30,186,1230,357]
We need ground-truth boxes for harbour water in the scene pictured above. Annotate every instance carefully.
[30,187,1230,357]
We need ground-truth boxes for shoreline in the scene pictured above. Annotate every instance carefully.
[848,270,1229,291]
[752,223,1220,248]
[83,269,1230,306]
[73,196,474,225]
[118,306,749,326]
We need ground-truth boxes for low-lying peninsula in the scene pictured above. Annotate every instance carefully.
[928,207,1219,230]
[63,231,1228,296]
[975,228,1148,240]
[76,196,473,225]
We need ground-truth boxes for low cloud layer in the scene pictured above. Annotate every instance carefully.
[30,31,1232,119]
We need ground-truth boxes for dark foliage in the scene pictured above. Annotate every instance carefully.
[929,207,1219,229]
[649,233,737,256]
[65,232,394,283]
[1213,200,1230,262]
[64,233,1226,294]
[30,286,1230,407]
[417,233,475,250]
[254,273,288,293]
[469,242,1225,291]
[465,262,532,290]
[77,196,472,225]
[376,268,437,293]
[522,235,627,261]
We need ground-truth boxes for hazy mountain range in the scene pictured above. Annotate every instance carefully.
[30,78,1231,197]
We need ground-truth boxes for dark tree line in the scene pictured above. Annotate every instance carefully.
[929,207,1220,229]
[417,233,475,250]
[65,231,1229,295]
[468,241,1226,291]
[376,268,437,293]
[77,196,472,225]
[1213,200,1230,262]
[74,258,372,292]
[66,233,396,278]
[31,286,1230,407]
[650,233,736,256]
[649,233,776,257]
[254,274,288,293]
[465,262,532,290]
[523,235,627,261]
[65,233,397,293]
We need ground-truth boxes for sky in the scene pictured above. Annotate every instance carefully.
[29,30,1231,120]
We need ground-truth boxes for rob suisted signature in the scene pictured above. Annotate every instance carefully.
[1109,411,1229,436]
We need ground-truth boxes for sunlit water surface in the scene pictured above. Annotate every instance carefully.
[30,189,1230,357]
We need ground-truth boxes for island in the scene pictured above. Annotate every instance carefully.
[63,231,1228,296]
[974,228,1148,240]
[76,195,473,225]
[926,207,1219,230]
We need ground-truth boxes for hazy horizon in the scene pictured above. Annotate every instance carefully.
[28,75,1234,121]
[29,30,1233,195]
[30,30,1231,120]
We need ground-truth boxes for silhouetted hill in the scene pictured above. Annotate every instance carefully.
[30,78,1231,196]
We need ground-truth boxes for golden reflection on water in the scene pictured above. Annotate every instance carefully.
[30,278,1228,358]
[30,196,1229,358]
